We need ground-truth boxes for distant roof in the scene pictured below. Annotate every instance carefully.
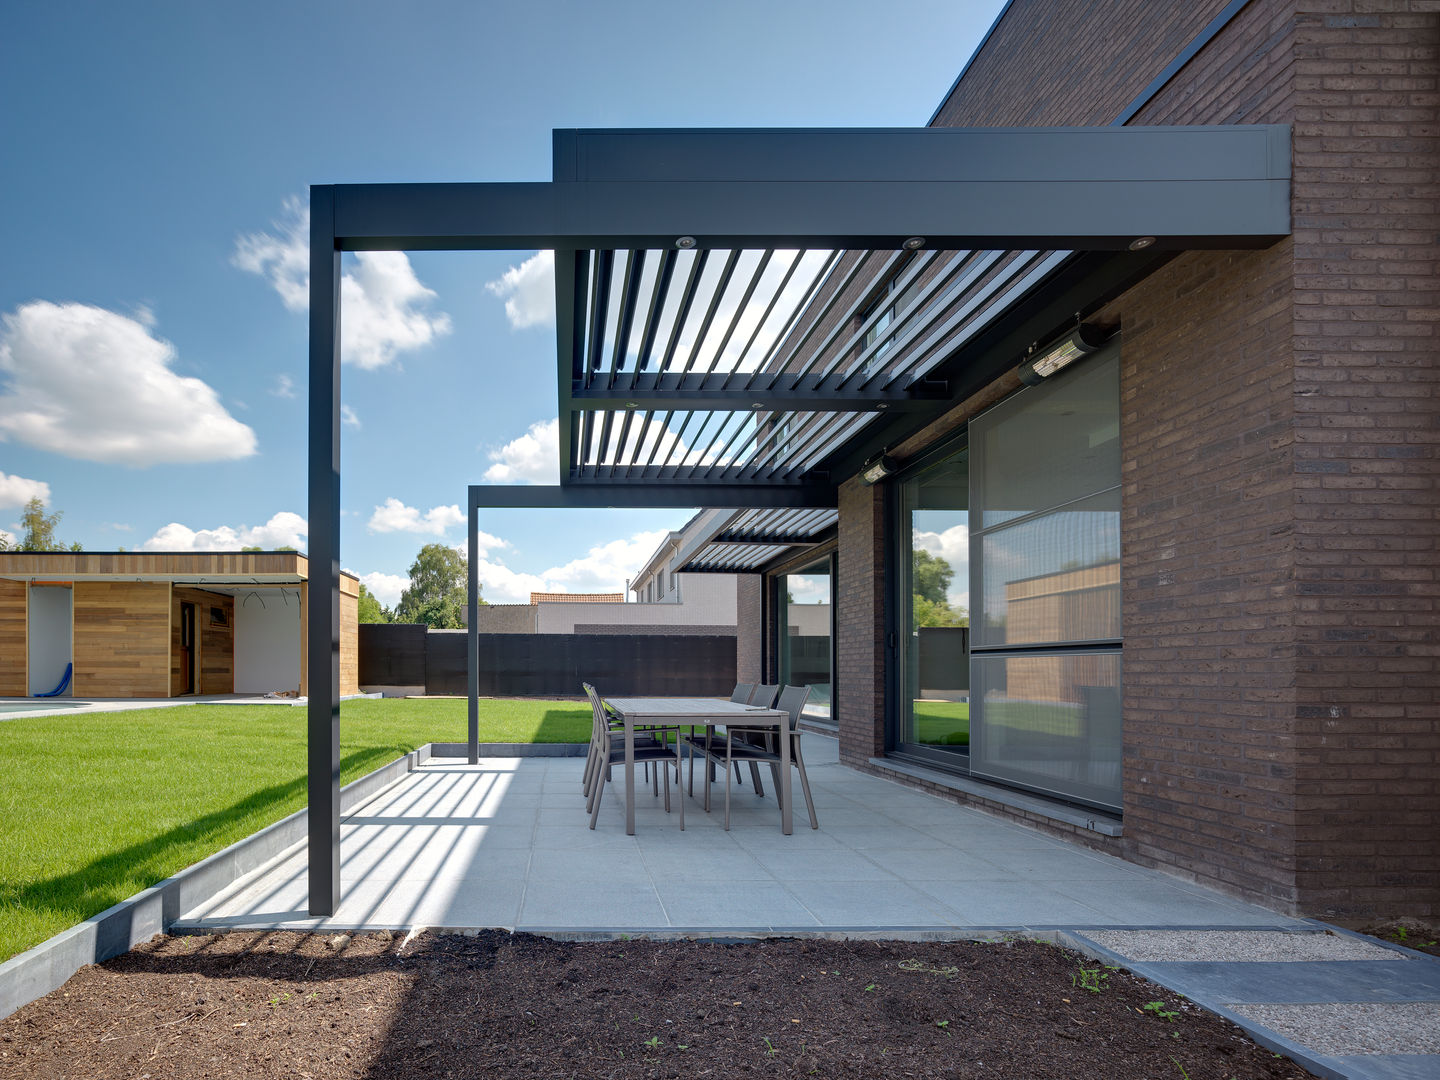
[529,591,624,604]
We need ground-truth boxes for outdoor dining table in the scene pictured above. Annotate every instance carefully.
[603,697,792,836]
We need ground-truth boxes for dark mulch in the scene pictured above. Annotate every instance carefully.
[1346,918,1440,959]
[0,930,1321,1080]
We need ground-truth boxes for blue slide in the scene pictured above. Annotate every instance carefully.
[33,662,72,698]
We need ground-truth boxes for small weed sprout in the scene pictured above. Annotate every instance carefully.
[1143,1001,1179,1022]
[643,1035,660,1052]
[1072,965,1114,993]
[763,1036,778,1056]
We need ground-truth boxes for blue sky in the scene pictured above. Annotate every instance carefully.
[0,0,1002,607]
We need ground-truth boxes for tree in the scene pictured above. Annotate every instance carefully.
[393,543,483,628]
[17,497,77,552]
[912,548,953,605]
[911,548,967,627]
[914,595,969,628]
[357,583,391,624]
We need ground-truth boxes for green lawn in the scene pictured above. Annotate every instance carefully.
[0,697,590,962]
[912,700,970,746]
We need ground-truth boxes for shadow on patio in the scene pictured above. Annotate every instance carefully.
[179,733,1303,936]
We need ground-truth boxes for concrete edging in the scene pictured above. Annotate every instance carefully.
[0,744,427,1020]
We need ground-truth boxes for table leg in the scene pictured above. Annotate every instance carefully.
[779,717,793,835]
[625,715,636,836]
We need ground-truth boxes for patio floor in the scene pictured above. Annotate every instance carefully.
[179,733,1302,935]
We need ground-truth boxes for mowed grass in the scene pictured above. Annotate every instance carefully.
[912,700,969,746]
[0,697,589,962]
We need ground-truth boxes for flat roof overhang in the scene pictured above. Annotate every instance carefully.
[306,123,1293,915]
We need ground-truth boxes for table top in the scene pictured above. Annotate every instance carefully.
[605,697,785,722]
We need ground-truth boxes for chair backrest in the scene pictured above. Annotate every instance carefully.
[582,682,609,742]
[749,684,780,708]
[730,683,755,704]
[775,685,811,732]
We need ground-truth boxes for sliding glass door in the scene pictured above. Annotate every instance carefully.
[776,556,833,722]
[896,448,971,761]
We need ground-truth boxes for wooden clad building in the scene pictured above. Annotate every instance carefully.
[0,552,358,699]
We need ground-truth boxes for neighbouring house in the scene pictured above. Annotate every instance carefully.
[467,525,740,636]
[309,0,1438,921]
[0,551,359,699]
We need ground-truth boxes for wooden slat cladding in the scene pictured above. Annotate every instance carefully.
[339,589,358,697]
[0,579,25,696]
[171,588,234,696]
[0,551,307,580]
[73,582,170,698]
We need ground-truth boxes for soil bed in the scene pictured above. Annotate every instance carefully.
[0,931,1320,1080]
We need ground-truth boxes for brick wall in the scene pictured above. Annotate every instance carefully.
[735,575,763,684]
[836,478,886,764]
[914,0,1438,918]
[1283,3,1440,919]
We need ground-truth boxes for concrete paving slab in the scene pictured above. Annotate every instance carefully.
[1130,961,1440,1004]
[1313,1055,1440,1080]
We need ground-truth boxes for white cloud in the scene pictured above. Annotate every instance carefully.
[474,559,551,605]
[341,251,453,370]
[0,302,258,467]
[468,529,669,605]
[483,417,558,485]
[233,196,311,312]
[270,374,297,399]
[341,404,361,428]
[366,497,466,537]
[544,530,670,594]
[485,250,554,330]
[0,471,50,509]
[139,511,307,552]
[234,198,452,370]
[913,523,970,609]
[359,571,407,608]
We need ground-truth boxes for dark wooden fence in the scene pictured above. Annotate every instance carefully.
[918,626,970,692]
[360,624,736,697]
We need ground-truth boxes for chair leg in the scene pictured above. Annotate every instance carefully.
[588,764,605,828]
[723,749,733,831]
[748,761,764,796]
[768,763,782,807]
[795,746,819,830]
[661,755,670,812]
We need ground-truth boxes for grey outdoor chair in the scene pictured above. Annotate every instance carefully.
[687,682,773,797]
[708,684,819,831]
[583,683,684,830]
[581,682,666,799]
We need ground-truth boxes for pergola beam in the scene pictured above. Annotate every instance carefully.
[329,127,1290,252]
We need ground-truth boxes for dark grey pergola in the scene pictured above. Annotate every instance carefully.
[306,124,1291,915]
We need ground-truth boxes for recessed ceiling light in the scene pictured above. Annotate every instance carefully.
[750,402,765,410]
[675,236,697,249]
[624,402,639,409]
[1129,236,1156,251]
[902,236,926,250]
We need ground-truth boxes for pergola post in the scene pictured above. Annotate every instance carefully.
[306,185,342,917]
[467,502,479,765]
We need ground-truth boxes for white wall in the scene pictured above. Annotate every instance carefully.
[233,588,302,694]
[536,573,737,633]
[27,585,72,695]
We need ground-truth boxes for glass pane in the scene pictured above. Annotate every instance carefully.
[973,490,1120,649]
[970,652,1122,811]
[778,560,831,720]
[974,353,1120,530]
[899,449,971,752]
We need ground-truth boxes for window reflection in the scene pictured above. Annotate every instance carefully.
[777,559,832,721]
